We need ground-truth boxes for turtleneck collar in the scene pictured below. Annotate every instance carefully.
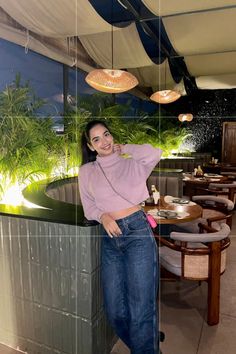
[96,151,121,167]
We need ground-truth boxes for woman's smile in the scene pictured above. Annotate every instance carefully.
[102,144,112,150]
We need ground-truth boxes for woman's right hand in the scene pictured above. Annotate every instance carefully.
[100,213,122,238]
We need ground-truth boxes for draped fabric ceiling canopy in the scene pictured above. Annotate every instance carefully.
[1,0,236,99]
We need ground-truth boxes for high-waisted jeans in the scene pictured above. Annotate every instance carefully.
[101,210,159,354]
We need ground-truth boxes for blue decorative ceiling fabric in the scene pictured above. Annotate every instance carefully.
[90,0,176,63]
[89,0,196,91]
[1,1,236,93]
[89,0,135,26]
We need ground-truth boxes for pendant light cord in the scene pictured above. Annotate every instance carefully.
[111,0,114,70]
[164,58,167,91]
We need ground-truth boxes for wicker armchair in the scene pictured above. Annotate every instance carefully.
[156,223,231,325]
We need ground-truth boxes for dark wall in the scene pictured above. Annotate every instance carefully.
[161,89,236,157]
[186,117,235,158]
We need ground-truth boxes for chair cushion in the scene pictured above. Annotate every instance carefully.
[160,242,207,277]
[160,247,182,276]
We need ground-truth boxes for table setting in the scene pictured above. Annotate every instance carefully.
[147,208,190,220]
[144,195,202,224]
[164,195,196,206]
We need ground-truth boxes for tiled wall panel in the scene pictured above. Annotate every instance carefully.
[0,215,115,353]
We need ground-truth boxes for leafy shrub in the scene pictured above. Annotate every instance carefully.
[0,75,61,199]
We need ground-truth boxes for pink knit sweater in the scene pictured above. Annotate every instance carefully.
[79,144,162,222]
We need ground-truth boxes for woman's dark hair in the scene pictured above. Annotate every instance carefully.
[81,120,111,165]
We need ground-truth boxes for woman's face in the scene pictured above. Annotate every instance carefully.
[88,124,114,157]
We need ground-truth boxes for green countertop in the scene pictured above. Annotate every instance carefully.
[0,179,96,227]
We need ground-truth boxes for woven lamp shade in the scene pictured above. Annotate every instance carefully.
[85,69,138,93]
[150,89,181,104]
[178,113,193,122]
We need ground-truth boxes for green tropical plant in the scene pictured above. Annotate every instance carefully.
[0,77,191,202]
[0,75,61,199]
[62,109,92,173]
[154,128,192,156]
[144,115,192,155]
[65,93,191,161]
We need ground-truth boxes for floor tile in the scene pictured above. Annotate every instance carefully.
[198,314,236,354]
[219,262,236,317]
[160,280,206,354]
[227,234,236,262]
[110,339,130,354]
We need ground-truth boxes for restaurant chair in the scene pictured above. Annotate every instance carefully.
[192,195,234,229]
[156,223,231,325]
[209,182,236,203]
[196,182,236,203]
[172,195,234,234]
[220,172,236,180]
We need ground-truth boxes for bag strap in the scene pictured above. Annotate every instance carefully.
[97,161,135,206]
[97,162,155,227]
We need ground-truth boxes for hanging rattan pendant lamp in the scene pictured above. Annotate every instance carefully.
[85,1,138,94]
[150,89,181,104]
[150,59,181,104]
[85,69,138,93]
[178,113,193,122]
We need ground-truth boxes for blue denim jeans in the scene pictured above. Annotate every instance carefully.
[101,210,159,354]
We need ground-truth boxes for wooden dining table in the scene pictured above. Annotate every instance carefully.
[144,196,202,224]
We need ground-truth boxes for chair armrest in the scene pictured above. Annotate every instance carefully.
[206,214,232,227]
[192,195,234,210]
[198,222,218,233]
[154,233,182,251]
[170,223,230,242]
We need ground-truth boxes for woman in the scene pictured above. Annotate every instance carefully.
[79,120,162,354]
